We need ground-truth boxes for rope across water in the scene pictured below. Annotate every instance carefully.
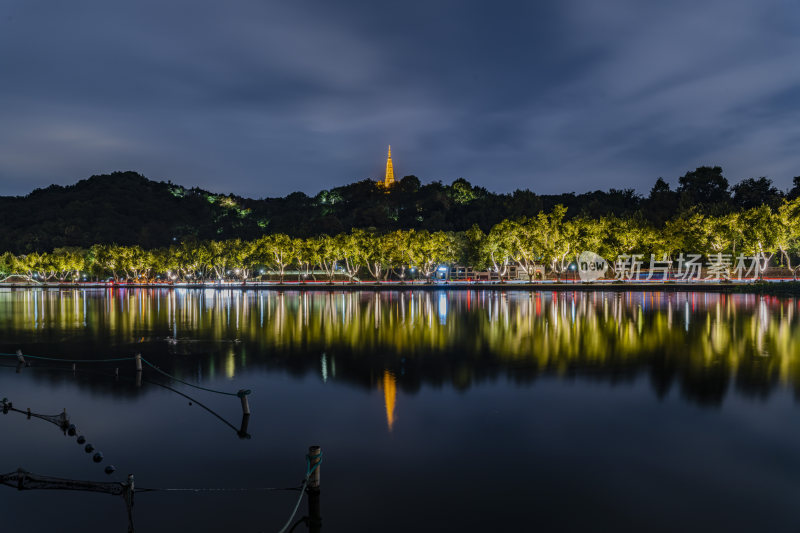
[139,358,243,397]
[0,351,249,398]
[136,486,301,493]
[0,352,135,363]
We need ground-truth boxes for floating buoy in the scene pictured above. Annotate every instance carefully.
[84,443,94,453]
[93,452,103,463]
[77,436,86,444]
[105,465,116,475]
[67,424,77,436]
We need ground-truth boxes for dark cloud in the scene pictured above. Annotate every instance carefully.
[1,0,799,197]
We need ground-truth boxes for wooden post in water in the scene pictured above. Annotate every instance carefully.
[238,414,251,439]
[238,389,251,415]
[308,445,321,490]
[307,445,322,533]
[308,488,322,533]
[125,474,135,533]
[135,354,142,388]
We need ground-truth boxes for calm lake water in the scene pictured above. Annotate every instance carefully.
[2,288,800,532]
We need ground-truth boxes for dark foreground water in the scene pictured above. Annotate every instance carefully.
[1,288,800,532]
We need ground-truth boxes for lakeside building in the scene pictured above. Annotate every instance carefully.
[448,264,545,281]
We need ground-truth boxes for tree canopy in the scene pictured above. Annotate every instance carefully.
[2,167,797,254]
[3,197,800,283]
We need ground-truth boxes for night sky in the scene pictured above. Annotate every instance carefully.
[1,0,799,198]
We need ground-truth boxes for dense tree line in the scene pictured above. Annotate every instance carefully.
[2,167,799,254]
[2,196,799,282]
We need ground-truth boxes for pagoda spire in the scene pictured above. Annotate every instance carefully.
[384,145,395,187]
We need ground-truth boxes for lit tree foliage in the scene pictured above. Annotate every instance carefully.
[2,201,800,283]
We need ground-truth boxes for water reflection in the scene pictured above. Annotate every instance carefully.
[2,289,800,414]
[382,371,397,432]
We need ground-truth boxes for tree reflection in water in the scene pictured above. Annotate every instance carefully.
[1,289,799,408]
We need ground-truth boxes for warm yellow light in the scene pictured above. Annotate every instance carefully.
[383,145,395,187]
[382,369,397,431]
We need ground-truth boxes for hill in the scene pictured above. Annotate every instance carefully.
[1,168,797,253]
[0,172,267,253]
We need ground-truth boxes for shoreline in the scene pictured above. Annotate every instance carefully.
[1,280,799,295]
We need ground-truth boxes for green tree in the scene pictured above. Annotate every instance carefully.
[50,247,87,281]
[776,198,800,279]
[0,252,21,278]
[532,205,575,277]
[87,244,125,281]
[384,230,413,281]
[737,206,780,275]
[175,241,214,281]
[677,166,731,212]
[152,247,180,281]
[313,235,342,283]
[731,177,783,210]
[291,237,315,281]
[335,232,366,282]
[450,178,478,205]
[644,178,680,225]
[483,221,515,282]
[254,234,294,282]
[407,230,458,282]
[503,218,541,283]
[600,215,655,273]
[359,231,393,281]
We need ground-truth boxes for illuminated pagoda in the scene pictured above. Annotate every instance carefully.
[382,145,395,187]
